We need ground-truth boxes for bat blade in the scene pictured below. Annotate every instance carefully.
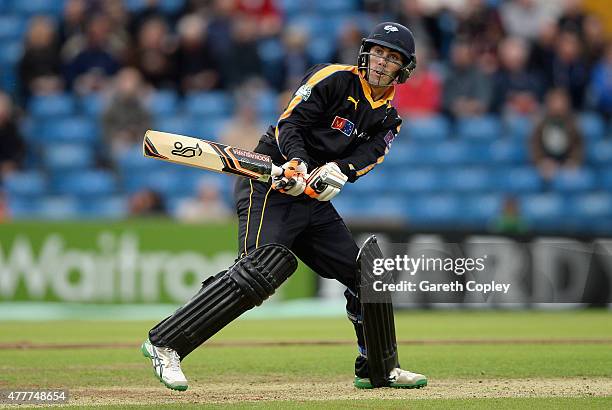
[143,130,279,182]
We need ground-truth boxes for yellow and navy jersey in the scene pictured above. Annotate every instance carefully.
[256,64,399,182]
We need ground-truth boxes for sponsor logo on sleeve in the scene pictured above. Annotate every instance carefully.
[295,84,312,101]
[384,130,395,147]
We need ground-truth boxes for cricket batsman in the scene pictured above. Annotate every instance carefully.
[141,22,427,391]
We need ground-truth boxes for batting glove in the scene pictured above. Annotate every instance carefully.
[272,158,308,196]
[304,162,348,201]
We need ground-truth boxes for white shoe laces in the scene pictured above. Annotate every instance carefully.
[166,349,182,371]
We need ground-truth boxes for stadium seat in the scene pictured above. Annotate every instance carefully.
[358,196,407,222]
[154,115,199,138]
[255,90,280,118]
[572,193,612,218]
[36,196,80,220]
[0,15,25,41]
[184,91,233,117]
[79,93,105,118]
[53,170,117,197]
[308,36,335,63]
[384,141,435,166]
[496,167,542,193]
[504,114,534,140]
[587,140,612,165]
[431,141,472,164]
[463,194,503,226]
[599,167,612,191]
[444,167,494,192]
[193,116,229,140]
[9,0,63,15]
[79,196,128,219]
[314,0,356,13]
[38,116,98,143]
[3,170,47,197]
[489,140,528,164]
[6,196,36,219]
[147,89,179,117]
[578,112,605,141]
[402,115,450,140]
[456,115,502,140]
[551,168,597,192]
[519,193,568,231]
[43,143,95,171]
[122,169,184,196]
[28,94,76,118]
[0,40,21,65]
[406,194,463,225]
[395,169,443,193]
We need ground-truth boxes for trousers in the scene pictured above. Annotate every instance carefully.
[234,178,366,350]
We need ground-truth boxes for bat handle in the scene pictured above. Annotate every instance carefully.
[271,164,283,177]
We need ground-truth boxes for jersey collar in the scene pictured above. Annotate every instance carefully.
[358,72,395,109]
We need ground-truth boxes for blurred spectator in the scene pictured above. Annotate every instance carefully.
[394,0,440,55]
[493,196,528,234]
[582,15,607,71]
[557,0,586,37]
[102,68,152,156]
[206,0,236,61]
[590,42,612,119]
[331,23,363,66]
[500,0,555,41]
[0,93,25,180]
[18,16,63,101]
[442,39,492,118]
[0,191,8,222]
[550,30,589,109]
[394,47,442,117]
[278,26,313,91]
[175,14,220,93]
[63,14,122,94]
[492,37,541,115]
[235,0,282,38]
[528,21,558,83]
[175,179,232,222]
[58,0,88,45]
[219,90,264,150]
[530,88,583,181]
[129,0,173,38]
[100,0,132,58]
[455,0,505,57]
[131,17,177,89]
[128,189,167,216]
[223,15,263,89]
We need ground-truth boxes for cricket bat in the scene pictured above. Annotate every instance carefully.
[143,130,283,182]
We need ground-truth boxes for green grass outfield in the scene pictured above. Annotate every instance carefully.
[0,310,611,409]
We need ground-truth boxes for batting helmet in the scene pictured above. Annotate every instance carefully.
[358,22,417,84]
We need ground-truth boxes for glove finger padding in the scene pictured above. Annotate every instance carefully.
[304,163,347,201]
[272,174,306,196]
[272,158,308,196]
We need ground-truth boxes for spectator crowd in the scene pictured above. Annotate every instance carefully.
[0,0,611,231]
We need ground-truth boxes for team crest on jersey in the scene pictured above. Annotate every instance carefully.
[331,116,355,136]
[295,84,312,101]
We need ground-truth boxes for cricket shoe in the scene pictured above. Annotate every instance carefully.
[141,339,188,391]
[354,368,427,389]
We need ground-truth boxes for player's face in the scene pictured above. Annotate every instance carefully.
[368,45,403,86]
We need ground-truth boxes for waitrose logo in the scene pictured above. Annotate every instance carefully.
[0,232,235,303]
